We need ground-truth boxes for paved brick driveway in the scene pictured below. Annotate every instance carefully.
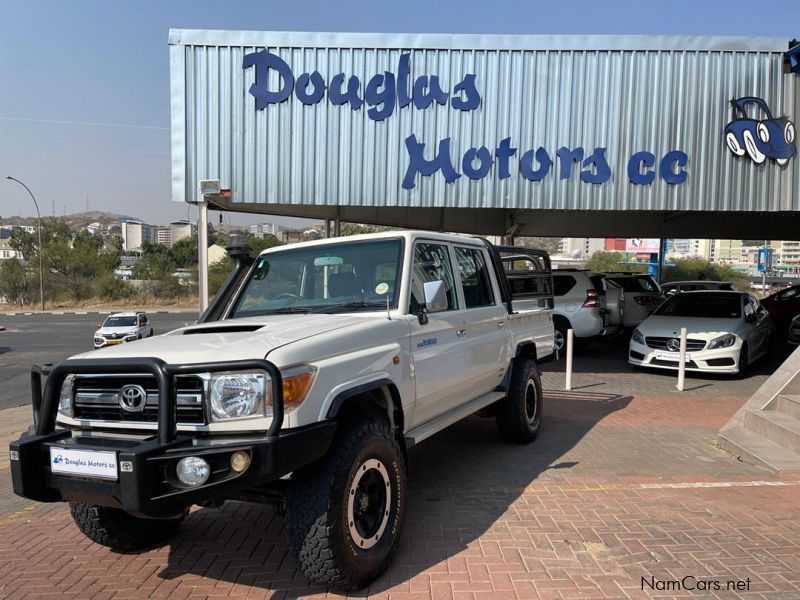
[1,346,799,599]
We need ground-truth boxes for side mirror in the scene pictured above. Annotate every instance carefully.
[423,280,448,313]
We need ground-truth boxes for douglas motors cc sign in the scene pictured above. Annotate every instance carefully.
[242,50,691,190]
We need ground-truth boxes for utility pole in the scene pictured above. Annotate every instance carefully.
[6,176,45,310]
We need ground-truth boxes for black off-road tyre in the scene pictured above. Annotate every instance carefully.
[495,358,543,444]
[69,502,186,552]
[287,419,406,591]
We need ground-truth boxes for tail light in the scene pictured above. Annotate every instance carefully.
[582,289,600,308]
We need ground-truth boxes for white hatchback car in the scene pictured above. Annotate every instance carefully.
[93,312,154,349]
[628,291,771,374]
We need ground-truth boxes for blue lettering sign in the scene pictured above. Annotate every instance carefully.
[462,146,493,180]
[519,148,552,181]
[403,135,461,190]
[242,51,691,190]
[628,151,656,185]
[660,150,689,184]
[581,148,611,184]
[242,50,294,109]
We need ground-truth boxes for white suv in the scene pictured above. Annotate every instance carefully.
[552,270,616,351]
[93,312,154,348]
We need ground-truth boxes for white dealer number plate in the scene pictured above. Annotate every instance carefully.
[50,447,118,480]
[655,351,692,362]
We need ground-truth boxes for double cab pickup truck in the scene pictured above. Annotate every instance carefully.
[10,231,554,590]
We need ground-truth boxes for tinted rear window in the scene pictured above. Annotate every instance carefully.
[609,276,659,293]
[553,275,576,296]
[654,293,742,319]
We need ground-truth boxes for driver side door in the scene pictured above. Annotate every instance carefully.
[407,241,473,428]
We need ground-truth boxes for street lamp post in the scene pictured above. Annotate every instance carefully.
[5,176,45,310]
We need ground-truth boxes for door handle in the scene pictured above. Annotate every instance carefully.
[456,329,467,337]
[497,321,505,328]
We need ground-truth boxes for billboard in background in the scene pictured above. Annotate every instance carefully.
[625,239,660,253]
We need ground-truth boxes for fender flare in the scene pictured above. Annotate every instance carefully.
[325,378,402,421]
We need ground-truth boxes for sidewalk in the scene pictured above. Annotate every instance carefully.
[1,384,799,598]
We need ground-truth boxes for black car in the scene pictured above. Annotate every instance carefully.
[789,314,800,345]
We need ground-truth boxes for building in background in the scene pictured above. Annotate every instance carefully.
[155,226,173,247]
[710,239,743,264]
[249,222,275,238]
[170,220,193,244]
[121,220,155,252]
[558,238,606,259]
[0,238,21,261]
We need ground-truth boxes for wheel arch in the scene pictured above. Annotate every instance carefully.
[515,341,538,362]
[325,379,405,436]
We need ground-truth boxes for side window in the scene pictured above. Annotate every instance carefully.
[410,243,458,312]
[744,297,755,317]
[454,246,495,308]
[553,275,577,297]
[719,283,733,291]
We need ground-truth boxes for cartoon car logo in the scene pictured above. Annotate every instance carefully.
[725,97,796,167]
[52,455,64,464]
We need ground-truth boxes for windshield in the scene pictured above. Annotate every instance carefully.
[103,316,138,327]
[654,293,742,319]
[230,239,403,317]
[609,276,659,293]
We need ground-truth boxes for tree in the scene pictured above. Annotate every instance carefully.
[133,242,176,280]
[0,258,34,305]
[10,220,119,301]
[585,251,647,273]
[170,236,199,268]
[663,257,750,290]
[517,237,561,255]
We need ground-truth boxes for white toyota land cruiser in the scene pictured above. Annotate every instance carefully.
[10,231,554,590]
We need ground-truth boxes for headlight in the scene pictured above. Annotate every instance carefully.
[58,375,75,418]
[209,371,269,421]
[281,365,317,412]
[631,329,645,344]
[708,334,736,350]
[206,365,317,421]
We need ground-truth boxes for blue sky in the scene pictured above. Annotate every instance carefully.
[2,0,800,225]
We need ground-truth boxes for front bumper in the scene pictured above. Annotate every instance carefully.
[93,336,136,348]
[9,357,336,518]
[627,340,741,374]
[10,422,335,518]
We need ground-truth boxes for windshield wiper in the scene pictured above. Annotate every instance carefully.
[315,301,387,313]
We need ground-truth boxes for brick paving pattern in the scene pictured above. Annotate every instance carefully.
[1,360,799,599]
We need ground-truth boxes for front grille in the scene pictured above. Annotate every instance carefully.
[72,374,205,424]
[651,358,699,369]
[645,336,706,352]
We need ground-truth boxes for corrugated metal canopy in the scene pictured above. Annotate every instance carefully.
[170,30,800,236]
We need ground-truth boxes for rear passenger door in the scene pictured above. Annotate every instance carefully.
[452,245,511,395]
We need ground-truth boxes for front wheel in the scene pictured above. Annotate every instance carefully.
[495,358,543,444]
[69,502,186,552]
[287,419,406,591]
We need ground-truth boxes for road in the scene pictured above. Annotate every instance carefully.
[0,312,197,410]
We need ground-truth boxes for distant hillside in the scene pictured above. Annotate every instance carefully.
[0,211,133,232]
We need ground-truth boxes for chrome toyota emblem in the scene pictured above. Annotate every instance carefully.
[666,338,681,352]
[118,384,147,412]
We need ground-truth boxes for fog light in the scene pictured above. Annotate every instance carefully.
[176,456,210,487]
[230,451,251,473]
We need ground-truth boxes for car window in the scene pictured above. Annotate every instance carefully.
[654,293,742,319]
[609,276,658,293]
[454,246,495,308]
[589,275,607,294]
[777,287,800,302]
[103,316,137,327]
[719,283,734,291]
[553,274,577,297]
[410,243,458,312]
